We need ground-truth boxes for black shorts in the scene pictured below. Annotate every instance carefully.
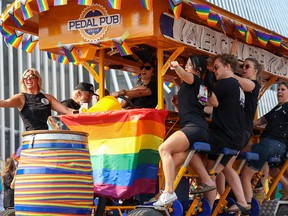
[180,124,209,149]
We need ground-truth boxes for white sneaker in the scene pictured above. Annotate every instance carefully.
[153,191,177,206]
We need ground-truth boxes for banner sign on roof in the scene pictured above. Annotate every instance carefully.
[160,13,288,78]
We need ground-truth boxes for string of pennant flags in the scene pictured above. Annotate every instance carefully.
[0,0,288,65]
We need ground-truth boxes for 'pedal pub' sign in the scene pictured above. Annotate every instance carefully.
[67,4,120,41]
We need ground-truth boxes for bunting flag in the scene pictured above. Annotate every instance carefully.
[36,0,49,12]
[62,45,80,63]
[58,109,168,199]
[5,30,23,49]
[168,0,182,19]
[245,29,253,44]
[192,3,210,21]
[22,35,39,53]
[108,0,121,9]
[255,30,270,47]
[242,24,253,44]
[207,13,219,27]
[140,0,153,11]
[269,35,282,47]
[218,15,226,34]
[112,32,132,56]
[54,0,67,6]
[0,20,14,38]
[165,81,174,88]
[234,22,246,37]
[58,55,69,64]
[113,39,133,56]
[47,52,57,60]
[8,6,25,28]
[78,0,92,6]
[281,42,288,51]
[20,0,33,20]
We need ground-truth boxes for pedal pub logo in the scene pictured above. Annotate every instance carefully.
[67,4,120,41]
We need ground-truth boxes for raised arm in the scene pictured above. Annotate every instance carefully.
[170,60,195,84]
[0,94,24,110]
[46,94,74,115]
[234,74,255,92]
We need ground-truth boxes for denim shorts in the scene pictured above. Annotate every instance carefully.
[247,137,286,171]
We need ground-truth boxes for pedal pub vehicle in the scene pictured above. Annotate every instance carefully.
[0,0,288,215]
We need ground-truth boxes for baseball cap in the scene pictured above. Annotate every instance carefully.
[75,82,97,95]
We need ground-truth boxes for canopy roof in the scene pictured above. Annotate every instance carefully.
[1,0,287,83]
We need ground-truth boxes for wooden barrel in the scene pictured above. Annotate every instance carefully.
[14,130,94,216]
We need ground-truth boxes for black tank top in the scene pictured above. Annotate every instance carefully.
[19,93,51,131]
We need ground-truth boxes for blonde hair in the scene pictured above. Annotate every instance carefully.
[2,157,16,185]
[20,68,44,93]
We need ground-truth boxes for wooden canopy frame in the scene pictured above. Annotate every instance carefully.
[1,0,288,108]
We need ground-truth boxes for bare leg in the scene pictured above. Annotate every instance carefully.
[158,131,190,194]
[240,164,257,202]
[223,156,248,207]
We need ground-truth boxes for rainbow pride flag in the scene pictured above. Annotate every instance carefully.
[78,0,92,6]
[218,15,226,34]
[245,29,253,44]
[22,35,38,53]
[8,7,25,28]
[140,0,153,11]
[207,13,219,27]
[113,39,133,56]
[59,109,168,199]
[234,22,246,37]
[169,0,182,19]
[165,81,174,88]
[0,21,14,38]
[20,0,33,20]
[36,0,49,12]
[58,55,69,64]
[192,3,210,21]
[269,35,282,47]
[47,52,57,61]
[54,0,67,6]
[108,0,121,9]
[255,30,270,47]
[6,30,23,48]
[62,45,80,63]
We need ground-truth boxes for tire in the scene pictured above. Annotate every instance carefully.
[0,209,15,216]
[128,208,163,216]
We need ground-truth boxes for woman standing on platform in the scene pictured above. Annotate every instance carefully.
[153,55,218,206]
[0,68,73,131]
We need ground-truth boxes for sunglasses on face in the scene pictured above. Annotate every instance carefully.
[240,64,252,69]
[140,65,152,70]
[23,74,38,80]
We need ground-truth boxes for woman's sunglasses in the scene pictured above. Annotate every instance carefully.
[22,74,38,80]
[140,65,152,70]
[240,64,252,69]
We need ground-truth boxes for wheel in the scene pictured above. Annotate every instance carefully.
[118,95,135,109]
[128,208,163,216]
[0,209,15,216]
[197,198,212,216]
